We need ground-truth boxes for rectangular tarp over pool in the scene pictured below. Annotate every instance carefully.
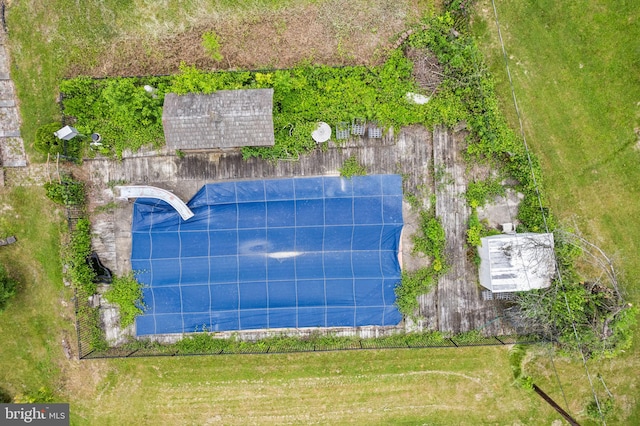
[131,175,404,335]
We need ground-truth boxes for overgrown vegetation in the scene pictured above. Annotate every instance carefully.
[116,329,525,356]
[465,179,505,209]
[60,50,421,159]
[511,281,636,358]
[103,273,145,327]
[64,218,96,295]
[34,122,64,155]
[339,154,367,178]
[466,209,499,248]
[395,209,448,316]
[505,233,637,358]
[406,13,553,233]
[44,175,86,206]
[60,77,166,157]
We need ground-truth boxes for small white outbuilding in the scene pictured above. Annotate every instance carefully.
[478,233,556,293]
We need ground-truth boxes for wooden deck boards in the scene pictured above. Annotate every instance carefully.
[85,125,511,334]
[429,126,509,335]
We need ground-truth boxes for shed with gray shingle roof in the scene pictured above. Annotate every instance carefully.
[478,232,556,293]
[162,89,275,151]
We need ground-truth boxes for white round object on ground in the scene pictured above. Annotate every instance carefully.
[405,92,431,105]
[312,122,332,143]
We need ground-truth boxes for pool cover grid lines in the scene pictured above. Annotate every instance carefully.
[131,175,404,335]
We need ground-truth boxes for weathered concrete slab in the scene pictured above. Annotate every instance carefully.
[0,136,26,167]
[0,36,27,168]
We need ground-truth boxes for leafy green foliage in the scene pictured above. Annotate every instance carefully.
[44,175,85,206]
[466,210,483,247]
[60,76,166,157]
[104,273,145,327]
[395,268,436,315]
[65,218,97,294]
[146,329,503,355]
[61,50,421,160]
[514,281,637,358]
[587,397,615,421]
[396,210,449,316]
[34,122,64,155]
[408,13,554,232]
[517,194,555,233]
[0,264,18,312]
[412,211,446,262]
[339,155,367,178]
[34,121,85,160]
[466,209,499,247]
[201,31,223,62]
[465,179,505,208]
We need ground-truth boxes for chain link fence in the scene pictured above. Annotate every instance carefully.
[74,288,542,360]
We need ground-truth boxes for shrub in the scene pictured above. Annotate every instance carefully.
[465,179,505,208]
[466,210,483,247]
[513,281,637,358]
[339,155,367,178]
[44,175,85,206]
[412,211,446,260]
[65,218,97,294]
[395,268,436,315]
[103,273,145,328]
[34,122,64,155]
[396,208,449,317]
[586,398,614,421]
[0,264,17,312]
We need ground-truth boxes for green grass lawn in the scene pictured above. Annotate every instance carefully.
[3,0,640,424]
[0,187,72,397]
[66,347,563,425]
[473,0,640,422]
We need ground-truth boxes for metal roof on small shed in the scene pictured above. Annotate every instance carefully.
[478,233,556,293]
[162,89,275,150]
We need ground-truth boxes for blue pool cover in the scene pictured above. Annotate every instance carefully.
[131,175,404,335]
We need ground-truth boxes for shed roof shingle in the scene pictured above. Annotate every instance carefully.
[162,89,275,150]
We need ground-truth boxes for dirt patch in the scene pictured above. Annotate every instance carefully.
[67,1,423,77]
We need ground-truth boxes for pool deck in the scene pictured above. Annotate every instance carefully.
[84,125,512,339]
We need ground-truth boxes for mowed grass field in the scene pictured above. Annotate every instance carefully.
[474,0,640,423]
[1,0,639,424]
[64,348,561,424]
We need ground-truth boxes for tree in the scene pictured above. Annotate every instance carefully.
[0,264,17,312]
[504,232,637,358]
